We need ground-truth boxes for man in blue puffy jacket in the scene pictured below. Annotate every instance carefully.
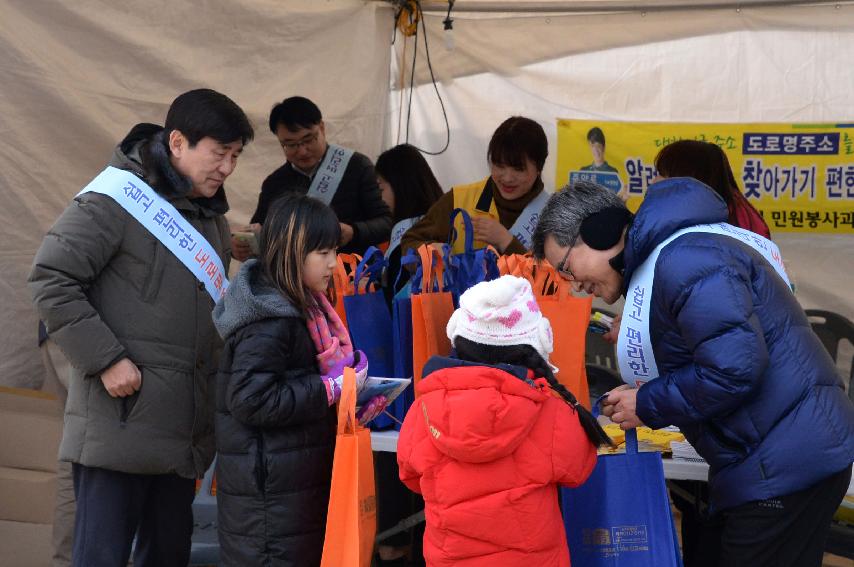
[533,178,854,567]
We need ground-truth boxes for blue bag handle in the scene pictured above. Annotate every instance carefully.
[447,208,475,253]
[472,246,500,281]
[625,428,639,455]
[485,247,500,280]
[354,246,387,293]
[400,249,421,291]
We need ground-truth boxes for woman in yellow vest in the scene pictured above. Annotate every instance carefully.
[401,116,550,256]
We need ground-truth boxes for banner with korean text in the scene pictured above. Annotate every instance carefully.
[556,119,854,233]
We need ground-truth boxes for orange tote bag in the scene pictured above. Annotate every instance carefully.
[410,245,455,389]
[332,253,361,330]
[535,261,592,409]
[320,368,377,567]
[498,256,593,409]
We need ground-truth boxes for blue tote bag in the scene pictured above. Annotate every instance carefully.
[381,280,415,430]
[352,248,417,432]
[445,208,500,304]
[370,250,422,431]
[343,247,394,379]
[561,428,683,567]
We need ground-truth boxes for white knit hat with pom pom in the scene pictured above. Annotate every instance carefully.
[446,275,553,362]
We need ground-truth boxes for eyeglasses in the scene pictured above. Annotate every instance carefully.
[557,244,575,280]
[281,131,320,152]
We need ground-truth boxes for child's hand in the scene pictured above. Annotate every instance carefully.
[352,350,369,390]
[357,395,388,426]
[315,342,353,378]
[321,375,343,406]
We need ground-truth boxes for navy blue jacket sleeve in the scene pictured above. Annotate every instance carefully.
[636,242,769,429]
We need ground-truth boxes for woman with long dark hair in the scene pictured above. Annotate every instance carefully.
[375,144,444,301]
[655,140,771,238]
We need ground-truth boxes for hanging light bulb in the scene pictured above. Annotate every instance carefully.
[443,0,455,51]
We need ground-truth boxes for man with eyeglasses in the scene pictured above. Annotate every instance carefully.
[233,96,392,259]
[532,179,853,567]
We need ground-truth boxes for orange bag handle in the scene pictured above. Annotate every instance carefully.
[334,253,362,298]
[497,255,511,275]
[535,260,573,299]
[416,245,445,294]
[499,253,537,281]
[515,254,536,280]
[337,367,358,435]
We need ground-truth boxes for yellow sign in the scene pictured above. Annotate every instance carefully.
[556,119,854,233]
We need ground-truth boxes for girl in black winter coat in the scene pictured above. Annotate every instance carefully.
[212,194,385,566]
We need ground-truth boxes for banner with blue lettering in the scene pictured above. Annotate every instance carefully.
[557,119,854,233]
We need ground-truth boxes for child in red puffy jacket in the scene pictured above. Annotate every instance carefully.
[397,275,611,567]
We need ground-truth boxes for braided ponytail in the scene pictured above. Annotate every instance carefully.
[454,338,613,447]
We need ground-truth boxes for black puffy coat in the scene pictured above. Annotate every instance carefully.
[250,149,392,254]
[213,260,336,566]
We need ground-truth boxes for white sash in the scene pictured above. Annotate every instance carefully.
[617,223,790,387]
[508,189,550,250]
[77,166,229,303]
[385,216,422,259]
[306,143,354,206]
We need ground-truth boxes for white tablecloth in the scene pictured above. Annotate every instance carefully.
[370,430,854,494]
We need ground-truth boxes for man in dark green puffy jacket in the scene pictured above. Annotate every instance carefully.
[28,89,253,567]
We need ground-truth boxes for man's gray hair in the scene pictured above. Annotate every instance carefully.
[532,181,627,259]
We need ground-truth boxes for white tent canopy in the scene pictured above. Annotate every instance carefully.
[392,0,854,325]
[1,0,851,387]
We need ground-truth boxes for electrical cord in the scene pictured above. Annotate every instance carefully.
[404,14,418,144]
[397,1,452,156]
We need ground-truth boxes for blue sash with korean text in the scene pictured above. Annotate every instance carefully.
[508,189,550,250]
[306,144,354,206]
[385,216,422,260]
[77,166,229,303]
[617,223,790,387]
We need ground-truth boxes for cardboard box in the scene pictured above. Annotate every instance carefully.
[0,466,56,524]
[0,519,52,567]
[0,386,62,472]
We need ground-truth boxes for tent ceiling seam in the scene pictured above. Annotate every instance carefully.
[394,1,854,15]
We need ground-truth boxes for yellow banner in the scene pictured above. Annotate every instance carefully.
[556,119,854,233]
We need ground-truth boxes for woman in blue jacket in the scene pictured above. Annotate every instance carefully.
[533,177,854,567]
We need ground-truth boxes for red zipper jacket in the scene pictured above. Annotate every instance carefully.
[397,357,597,567]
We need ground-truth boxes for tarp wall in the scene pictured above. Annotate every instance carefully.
[0,0,394,387]
[2,0,852,388]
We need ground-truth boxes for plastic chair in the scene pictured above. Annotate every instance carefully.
[805,309,854,403]
[806,310,854,560]
[586,308,618,370]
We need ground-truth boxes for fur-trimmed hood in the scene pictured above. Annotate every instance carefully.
[213,260,302,340]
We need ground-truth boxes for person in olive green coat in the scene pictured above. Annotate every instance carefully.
[28,89,253,567]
